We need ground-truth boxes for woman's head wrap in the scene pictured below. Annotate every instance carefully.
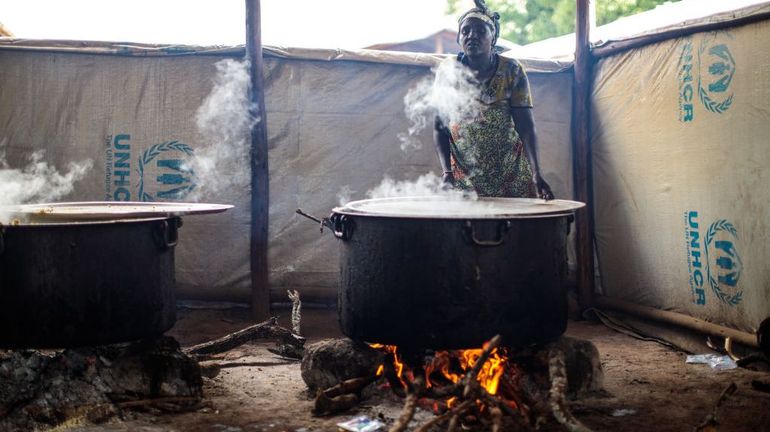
[457,0,501,46]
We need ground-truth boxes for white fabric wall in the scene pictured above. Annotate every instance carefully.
[0,43,574,304]
[591,20,770,333]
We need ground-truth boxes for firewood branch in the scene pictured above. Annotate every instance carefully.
[414,399,474,432]
[312,375,378,416]
[548,347,593,432]
[389,374,425,432]
[183,317,305,357]
[463,334,502,398]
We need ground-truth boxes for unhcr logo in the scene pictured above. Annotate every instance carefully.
[698,41,735,114]
[137,141,197,202]
[684,211,743,307]
[704,219,743,305]
[677,34,735,122]
[677,40,695,122]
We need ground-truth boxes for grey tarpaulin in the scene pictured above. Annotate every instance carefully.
[0,40,574,304]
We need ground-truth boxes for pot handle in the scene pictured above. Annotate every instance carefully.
[464,220,511,247]
[154,217,182,250]
[329,213,354,241]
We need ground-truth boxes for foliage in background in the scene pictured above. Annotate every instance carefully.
[447,0,681,45]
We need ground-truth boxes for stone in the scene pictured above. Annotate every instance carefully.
[300,338,381,391]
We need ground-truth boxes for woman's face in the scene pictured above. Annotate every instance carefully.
[459,17,494,57]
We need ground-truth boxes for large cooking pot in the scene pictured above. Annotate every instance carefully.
[0,202,231,348]
[328,196,584,350]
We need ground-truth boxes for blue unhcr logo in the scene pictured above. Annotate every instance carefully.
[684,211,743,306]
[704,220,743,305]
[677,34,735,122]
[677,40,695,122]
[104,134,133,201]
[137,141,197,202]
[698,37,735,114]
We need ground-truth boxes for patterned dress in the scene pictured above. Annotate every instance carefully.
[445,54,536,198]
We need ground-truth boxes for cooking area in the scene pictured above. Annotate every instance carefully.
[2,0,770,431]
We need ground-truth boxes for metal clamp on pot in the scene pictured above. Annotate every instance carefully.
[329,213,354,241]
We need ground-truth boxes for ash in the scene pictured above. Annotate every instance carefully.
[0,336,202,431]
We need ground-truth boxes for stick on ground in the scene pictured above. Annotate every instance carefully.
[184,317,305,357]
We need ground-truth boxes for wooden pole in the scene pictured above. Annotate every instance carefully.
[592,9,770,59]
[245,0,270,321]
[573,0,595,313]
[596,296,758,348]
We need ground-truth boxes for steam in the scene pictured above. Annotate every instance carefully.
[335,61,485,205]
[365,172,477,201]
[185,59,256,201]
[399,59,483,152]
[0,143,93,224]
[336,185,356,207]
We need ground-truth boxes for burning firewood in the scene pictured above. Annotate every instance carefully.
[358,334,603,432]
[413,399,474,432]
[388,374,425,432]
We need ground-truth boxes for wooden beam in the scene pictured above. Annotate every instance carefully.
[245,0,271,321]
[596,296,758,348]
[593,9,770,59]
[573,0,595,313]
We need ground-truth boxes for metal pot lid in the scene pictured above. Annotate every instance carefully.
[333,196,585,219]
[4,201,233,222]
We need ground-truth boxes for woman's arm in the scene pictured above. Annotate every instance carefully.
[434,117,454,185]
[511,107,554,200]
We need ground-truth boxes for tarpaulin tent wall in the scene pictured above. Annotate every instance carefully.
[0,41,575,304]
[589,2,770,337]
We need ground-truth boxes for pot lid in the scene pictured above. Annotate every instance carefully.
[4,201,233,222]
[333,196,585,219]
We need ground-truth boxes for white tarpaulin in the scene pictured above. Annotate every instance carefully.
[591,19,770,333]
[0,41,574,303]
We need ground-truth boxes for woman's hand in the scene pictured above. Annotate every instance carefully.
[533,174,554,200]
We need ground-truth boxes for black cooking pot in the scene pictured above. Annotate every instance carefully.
[328,196,584,350]
[0,217,179,348]
[0,201,232,348]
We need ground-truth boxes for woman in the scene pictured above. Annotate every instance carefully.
[434,0,554,200]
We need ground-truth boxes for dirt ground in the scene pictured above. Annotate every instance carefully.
[68,305,770,432]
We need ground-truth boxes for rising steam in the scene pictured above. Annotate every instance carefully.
[336,60,485,205]
[365,172,477,201]
[185,59,256,201]
[399,59,482,152]
[0,143,93,224]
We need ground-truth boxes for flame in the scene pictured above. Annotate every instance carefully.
[369,343,406,385]
[370,343,509,396]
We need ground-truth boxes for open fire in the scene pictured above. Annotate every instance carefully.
[309,334,597,432]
